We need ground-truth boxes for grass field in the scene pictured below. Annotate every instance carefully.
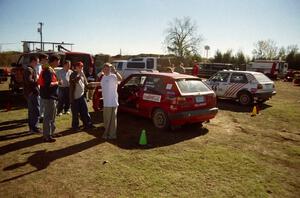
[0,80,299,197]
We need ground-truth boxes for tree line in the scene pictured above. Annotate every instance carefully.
[164,17,300,70]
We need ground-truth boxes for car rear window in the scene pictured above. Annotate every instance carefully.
[253,73,272,82]
[176,79,211,93]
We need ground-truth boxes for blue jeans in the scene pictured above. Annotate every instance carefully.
[57,87,70,114]
[26,94,40,131]
[39,96,44,117]
[71,95,92,129]
[42,98,56,138]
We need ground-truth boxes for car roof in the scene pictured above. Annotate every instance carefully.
[219,70,264,75]
[134,71,200,79]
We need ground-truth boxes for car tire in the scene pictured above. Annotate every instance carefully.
[152,108,169,130]
[238,91,253,106]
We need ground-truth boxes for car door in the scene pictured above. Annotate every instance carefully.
[207,72,230,97]
[224,73,249,98]
[138,76,166,116]
[118,75,145,113]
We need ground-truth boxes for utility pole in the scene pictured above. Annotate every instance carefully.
[37,22,43,51]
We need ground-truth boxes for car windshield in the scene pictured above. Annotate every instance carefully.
[253,73,272,82]
[176,79,210,93]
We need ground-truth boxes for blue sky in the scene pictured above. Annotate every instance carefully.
[0,0,299,57]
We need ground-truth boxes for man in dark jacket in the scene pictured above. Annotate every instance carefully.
[39,55,59,142]
[23,55,40,133]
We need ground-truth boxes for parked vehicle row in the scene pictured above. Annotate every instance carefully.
[92,69,277,129]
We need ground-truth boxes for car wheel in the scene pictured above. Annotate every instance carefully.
[152,108,169,129]
[238,91,253,106]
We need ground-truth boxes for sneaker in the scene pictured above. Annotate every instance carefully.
[33,128,42,133]
[65,111,71,115]
[52,133,62,138]
[57,113,63,117]
[84,124,96,130]
[44,137,56,143]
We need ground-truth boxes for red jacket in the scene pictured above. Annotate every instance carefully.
[192,64,199,77]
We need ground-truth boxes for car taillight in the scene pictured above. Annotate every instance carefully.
[205,93,217,107]
[257,84,263,89]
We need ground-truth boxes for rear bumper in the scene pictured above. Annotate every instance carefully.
[168,107,218,125]
[254,91,276,100]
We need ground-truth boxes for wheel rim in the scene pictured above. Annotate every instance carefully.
[154,111,166,128]
[240,94,250,105]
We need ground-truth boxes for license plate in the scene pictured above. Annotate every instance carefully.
[264,84,273,90]
[195,96,205,103]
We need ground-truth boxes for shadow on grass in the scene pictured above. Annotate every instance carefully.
[91,111,209,150]
[0,129,76,155]
[0,131,33,141]
[0,118,28,135]
[217,99,272,113]
[1,136,105,183]
[1,111,210,183]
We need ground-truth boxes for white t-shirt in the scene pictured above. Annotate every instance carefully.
[101,74,119,107]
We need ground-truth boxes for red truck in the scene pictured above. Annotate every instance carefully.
[9,51,95,93]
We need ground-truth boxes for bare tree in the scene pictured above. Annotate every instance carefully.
[286,44,298,54]
[164,17,203,58]
[252,39,278,60]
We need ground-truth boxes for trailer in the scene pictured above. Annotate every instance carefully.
[247,60,288,79]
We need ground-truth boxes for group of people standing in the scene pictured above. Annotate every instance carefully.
[23,53,121,142]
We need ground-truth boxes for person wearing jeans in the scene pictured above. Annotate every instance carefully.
[37,53,49,122]
[56,60,72,116]
[69,61,93,130]
[39,55,60,142]
[23,55,40,133]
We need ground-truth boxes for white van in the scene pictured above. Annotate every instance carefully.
[112,57,158,79]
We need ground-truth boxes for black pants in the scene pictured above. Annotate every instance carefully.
[57,87,70,114]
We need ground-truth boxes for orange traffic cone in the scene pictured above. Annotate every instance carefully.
[251,105,257,117]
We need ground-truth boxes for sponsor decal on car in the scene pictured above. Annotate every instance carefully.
[166,84,173,90]
[143,93,161,102]
[223,83,247,97]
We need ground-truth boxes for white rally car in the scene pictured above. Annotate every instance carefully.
[204,70,276,105]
